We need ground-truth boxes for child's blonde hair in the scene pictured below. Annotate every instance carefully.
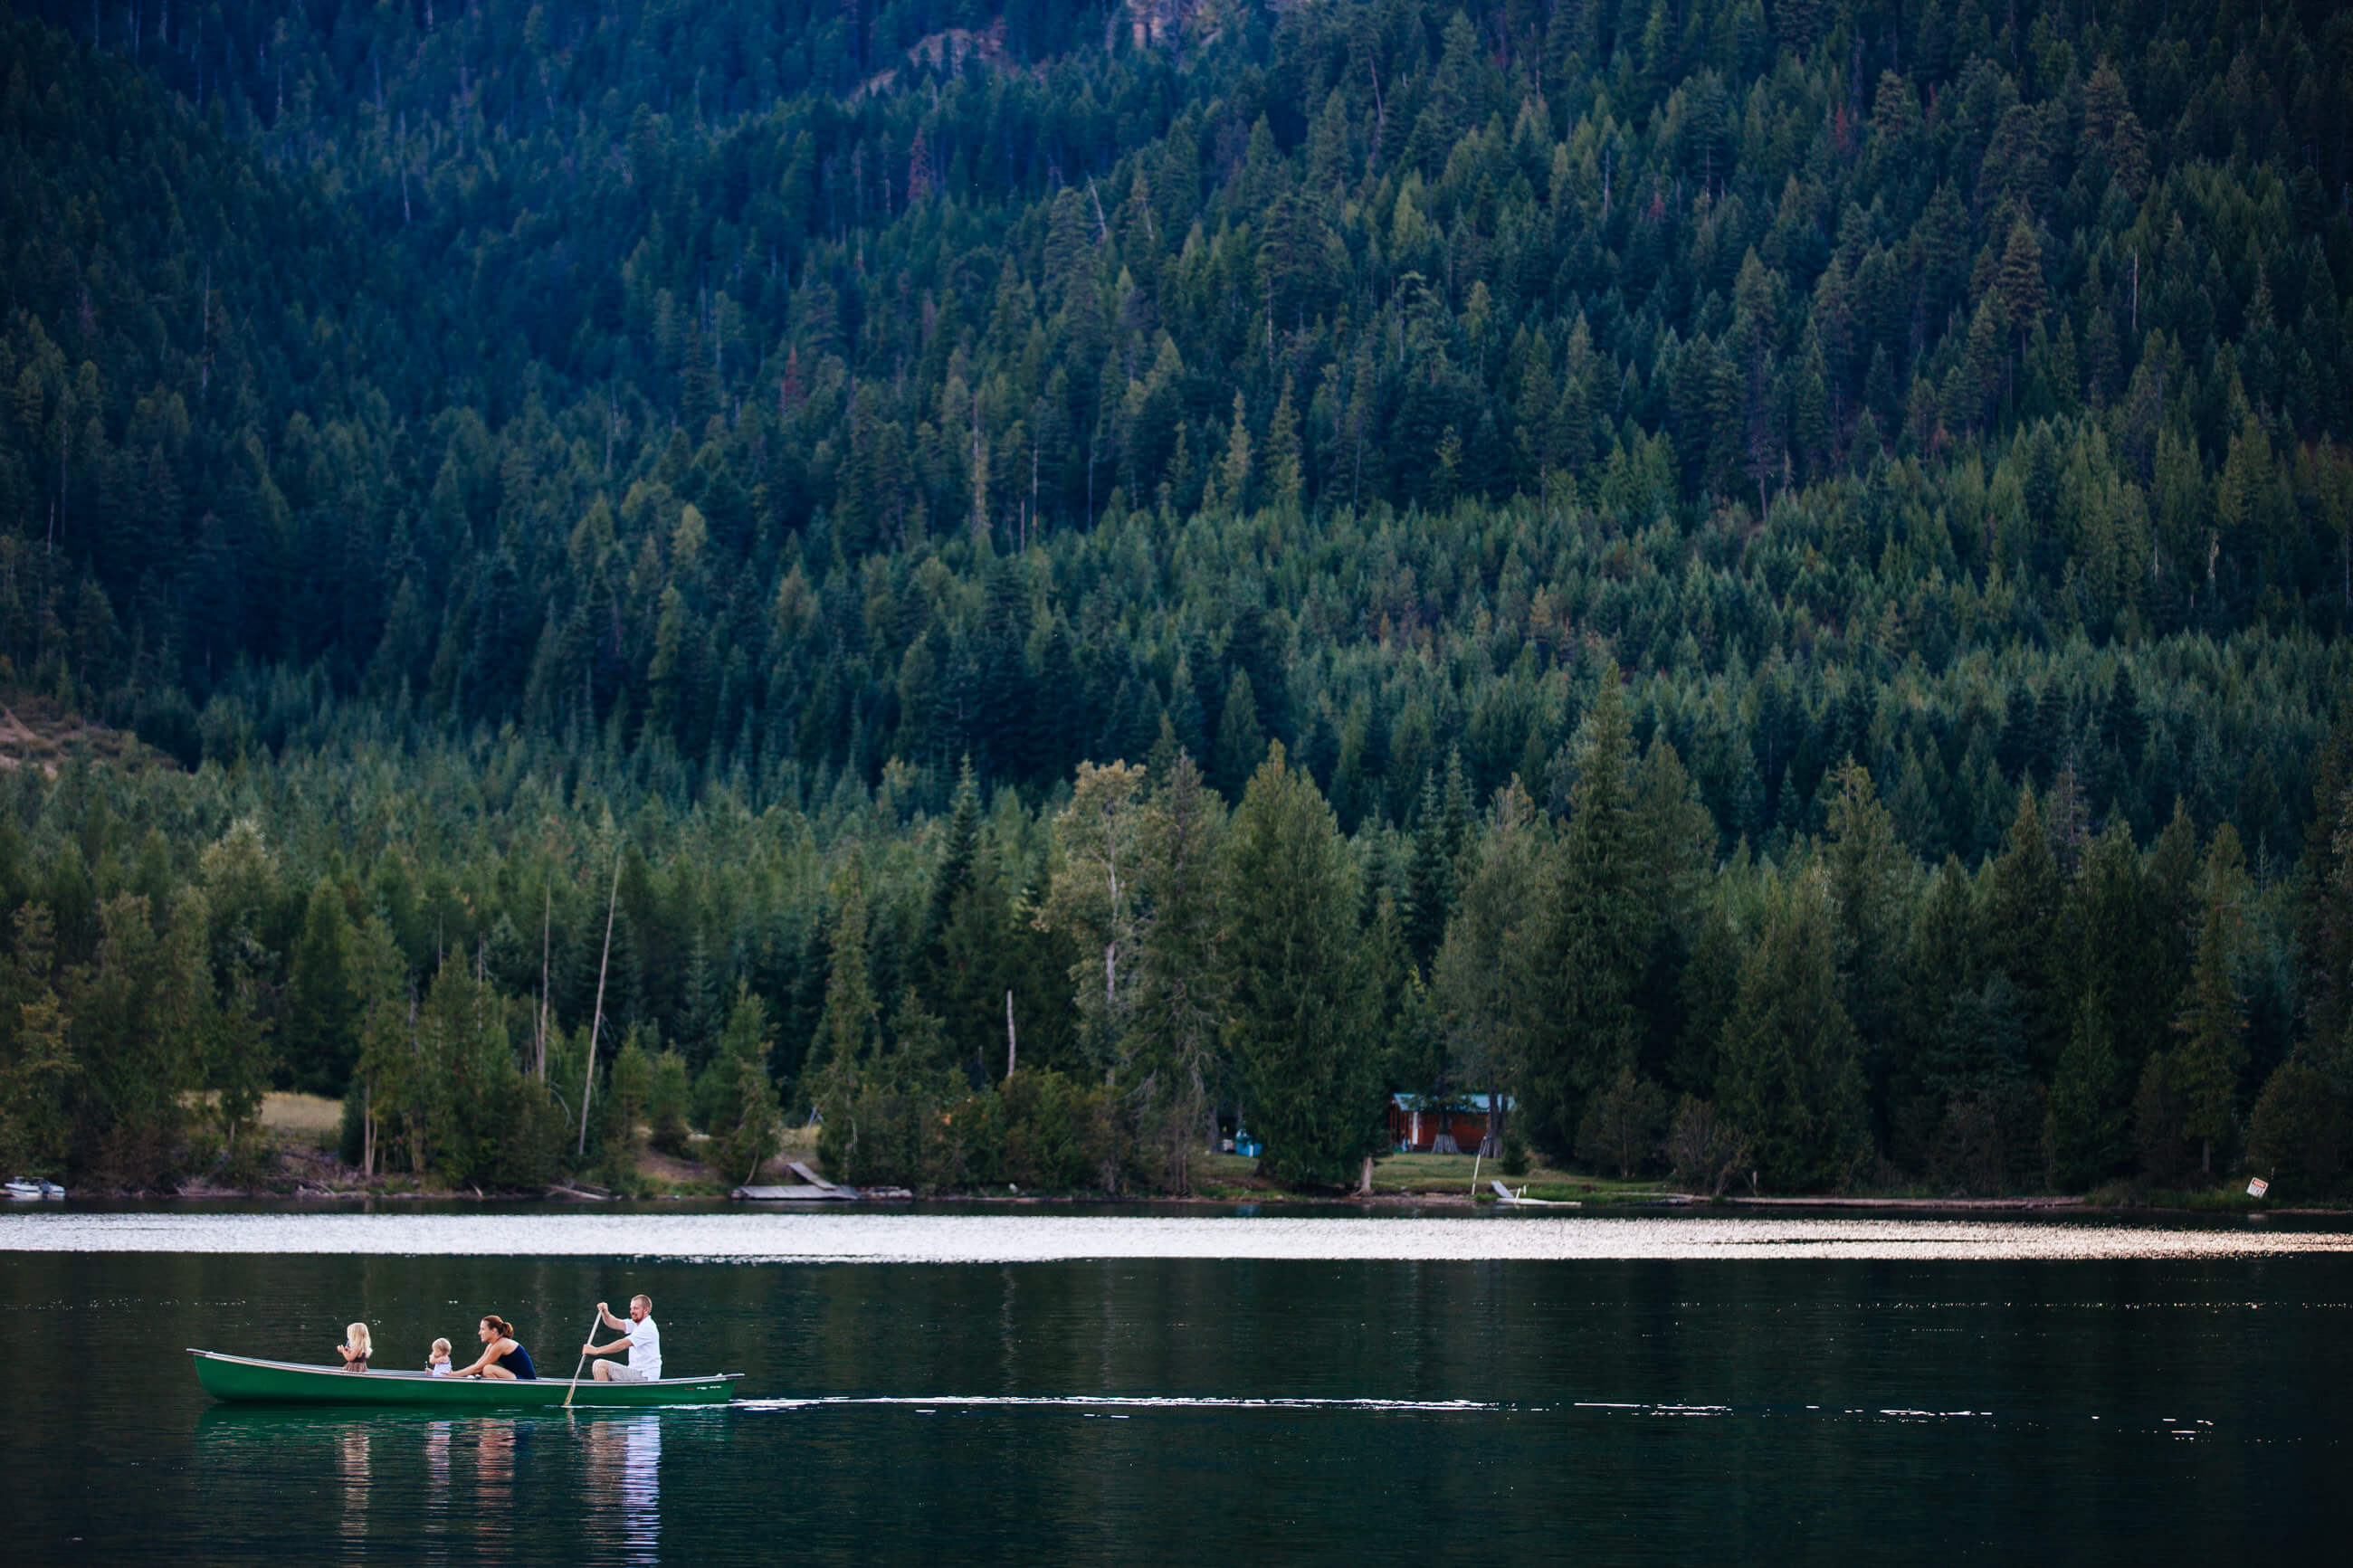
[430,1337,452,1358]
[347,1322,373,1357]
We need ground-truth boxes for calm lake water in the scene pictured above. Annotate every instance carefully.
[4,1208,2348,1562]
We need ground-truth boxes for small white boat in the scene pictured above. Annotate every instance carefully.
[4,1178,64,1200]
[1491,1180,1577,1208]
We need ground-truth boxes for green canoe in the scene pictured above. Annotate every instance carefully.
[188,1350,740,1407]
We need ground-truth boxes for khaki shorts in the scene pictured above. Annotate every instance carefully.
[605,1364,652,1383]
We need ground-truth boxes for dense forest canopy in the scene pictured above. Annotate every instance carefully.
[1,0,2350,1193]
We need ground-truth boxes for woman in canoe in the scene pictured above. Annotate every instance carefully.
[449,1315,538,1381]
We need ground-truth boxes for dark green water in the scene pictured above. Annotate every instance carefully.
[4,1239,2348,1562]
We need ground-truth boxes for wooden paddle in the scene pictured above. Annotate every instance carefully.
[562,1303,603,1408]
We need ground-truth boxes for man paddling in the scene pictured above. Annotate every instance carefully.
[580,1295,662,1383]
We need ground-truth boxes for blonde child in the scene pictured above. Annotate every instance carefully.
[428,1337,453,1376]
[337,1322,372,1373]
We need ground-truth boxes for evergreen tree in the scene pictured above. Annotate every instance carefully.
[610,1031,655,1162]
[348,915,414,1176]
[705,986,784,1187]
[1125,753,1227,1194]
[919,758,983,982]
[67,891,208,1184]
[1211,670,1268,802]
[812,873,881,1100]
[1718,872,1870,1191]
[1402,751,1472,969]
[1221,745,1383,1187]
[1431,779,1549,1154]
[1529,670,1649,1155]
[1822,759,1913,1134]
[2047,997,2129,1190]
[1577,1065,1670,1177]
[2171,825,2251,1175]
[0,905,75,1178]
[1985,787,2062,1074]
[283,880,363,1096]
[648,1051,693,1158]
[205,943,274,1167]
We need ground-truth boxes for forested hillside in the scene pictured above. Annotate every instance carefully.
[2,0,2351,1195]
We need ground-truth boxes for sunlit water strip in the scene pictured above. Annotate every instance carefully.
[737,1394,1500,1411]
[2,1212,2348,1259]
[738,1396,2230,1437]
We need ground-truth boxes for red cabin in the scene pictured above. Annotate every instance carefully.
[1387,1095,1508,1154]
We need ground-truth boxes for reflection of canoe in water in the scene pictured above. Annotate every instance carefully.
[188,1350,740,1407]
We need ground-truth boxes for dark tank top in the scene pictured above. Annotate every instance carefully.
[493,1341,538,1380]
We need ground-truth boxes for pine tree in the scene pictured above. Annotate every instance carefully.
[706,985,784,1187]
[1997,215,2046,362]
[1718,871,1870,1191]
[1529,669,1650,1155]
[2046,996,2128,1190]
[1211,670,1267,801]
[1125,752,1227,1193]
[811,870,881,1129]
[920,757,983,978]
[1822,759,1912,1131]
[1262,382,1303,511]
[1431,779,1548,1154]
[1220,744,1383,1187]
[1985,786,2062,1074]
[205,940,274,1166]
[348,915,414,1176]
[68,890,209,1183]
[284,879,363,1096]
[2171,825,2250,1175]
[0,904,76,1178]
[1402,751,1471,969]
[1215,391,1253,512]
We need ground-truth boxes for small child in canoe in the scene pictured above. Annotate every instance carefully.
[428,1337,453,1376]
[337,1323,371,1372]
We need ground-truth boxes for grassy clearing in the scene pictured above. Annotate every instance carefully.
[258,1093,344,1139]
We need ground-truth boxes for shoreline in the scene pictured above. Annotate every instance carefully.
[7,1210,2350,1262]
[25,1186,2350,1217]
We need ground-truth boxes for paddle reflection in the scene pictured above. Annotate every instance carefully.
[337,1427,370,1557]
[582,1413,662,1563]
[423,1420,452,1558]
[193,1406,677,1558]
[472,1418,518,1554]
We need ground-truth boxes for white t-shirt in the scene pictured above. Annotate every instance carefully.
[624,1314,661,1379]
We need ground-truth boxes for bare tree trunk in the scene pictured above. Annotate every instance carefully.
[536,880,551,1080]
[577,852,624,1158]
[1005,989,1017,1078]
[1355,1153,1374,1198]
